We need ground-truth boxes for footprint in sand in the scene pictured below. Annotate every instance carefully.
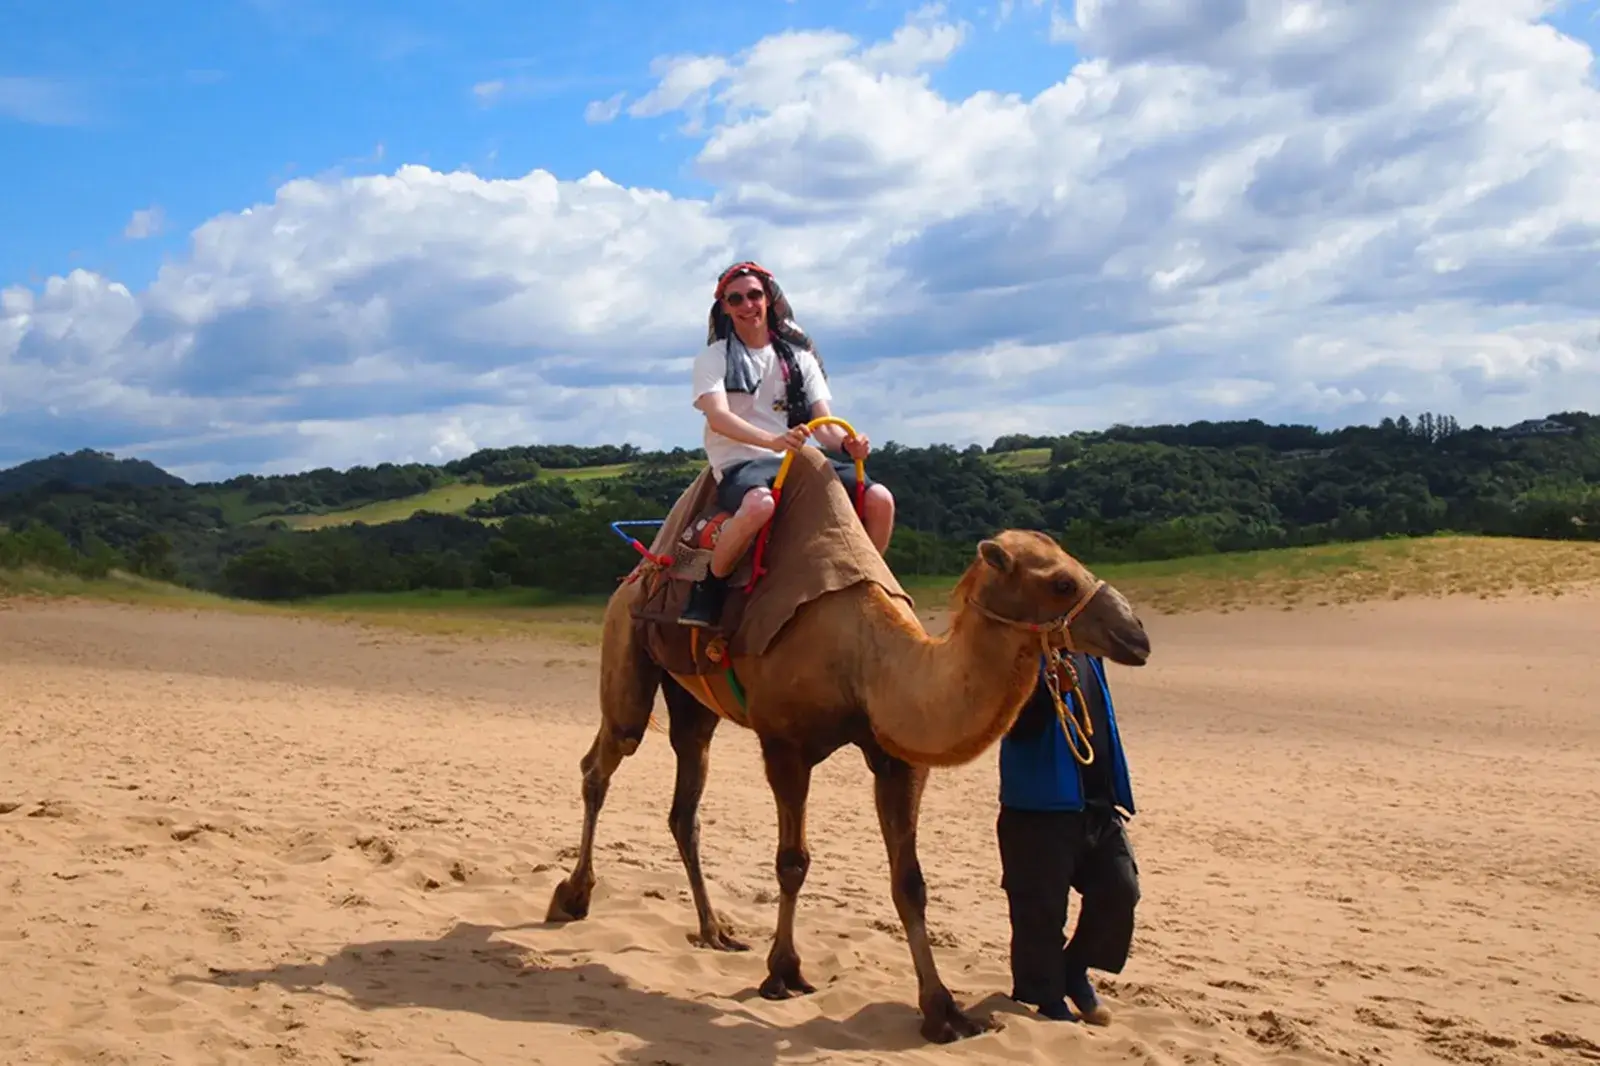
[1536,1031,1600,1055]
[352,834,399,865]
[26,799,81,820]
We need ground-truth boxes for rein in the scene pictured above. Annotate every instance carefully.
[965,577,1106,767]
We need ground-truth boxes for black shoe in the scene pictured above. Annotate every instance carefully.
[1037,999,1076,1022]
[1065,968,1097,1012]
[1065,969,1111,1025]
[1010,991,1075,1022]
[678,574,727,628]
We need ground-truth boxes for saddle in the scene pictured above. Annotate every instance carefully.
[627,446,910,678]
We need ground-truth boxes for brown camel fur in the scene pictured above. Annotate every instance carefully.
[545,464,1153,1045]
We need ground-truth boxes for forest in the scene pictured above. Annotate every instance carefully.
[2,411,1597,602]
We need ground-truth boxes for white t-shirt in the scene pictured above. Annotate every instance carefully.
[691,336,832,476]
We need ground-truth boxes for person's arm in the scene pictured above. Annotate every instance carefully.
[694,391,809,452]
[806,398,848,449]
[797,352,870,458]
[807,397,870,459]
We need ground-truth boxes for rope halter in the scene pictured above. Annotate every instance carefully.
[964,575,1106,766]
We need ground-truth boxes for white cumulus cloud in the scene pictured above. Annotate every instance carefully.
[123,206,167,240]
[584,92,626,123]
[3,1,1600,480]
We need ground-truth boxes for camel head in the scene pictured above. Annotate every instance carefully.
[955,529,1151,667]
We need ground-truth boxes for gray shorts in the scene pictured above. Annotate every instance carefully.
[714,454,873,514]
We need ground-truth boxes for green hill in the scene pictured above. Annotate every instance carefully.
[4,409,1599,605]
[270,478,530,530]
[9,535,1598,645]
[269,454,1066,530]
[269,462,647,529]
[0,448,187,496]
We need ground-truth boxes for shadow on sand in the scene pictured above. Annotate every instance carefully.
[175,921,1022,1064]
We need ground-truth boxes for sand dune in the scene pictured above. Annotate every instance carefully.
[3,594,1599,1065]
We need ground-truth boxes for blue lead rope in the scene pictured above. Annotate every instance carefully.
[610,519,671,564]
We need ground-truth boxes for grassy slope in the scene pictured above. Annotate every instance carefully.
[275,482,518,530]
[0,566,608,643]
[264,463,642,530]
[0,567,249,610]
[257,451,1050,531]
[8,535,1599,645]
[175,486,287,526]
[986,447,1051,471]
[1088,534,1600,614]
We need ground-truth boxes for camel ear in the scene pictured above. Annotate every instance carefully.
[978,539,1012,574]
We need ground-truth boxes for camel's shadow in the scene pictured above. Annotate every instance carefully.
[175,921,1019,1064]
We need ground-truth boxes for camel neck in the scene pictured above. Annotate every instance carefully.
[857,586,1042,768]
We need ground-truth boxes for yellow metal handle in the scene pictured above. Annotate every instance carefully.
[746,415,868,591]
[773,415,863,493]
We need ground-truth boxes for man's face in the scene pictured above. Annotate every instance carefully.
[721,275,768,330]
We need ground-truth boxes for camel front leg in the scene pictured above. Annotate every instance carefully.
[759,737,816,999]
[662,677,748,951]
[872,753,988,1044]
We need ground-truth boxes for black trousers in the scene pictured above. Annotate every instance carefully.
[996,804,1141,1007]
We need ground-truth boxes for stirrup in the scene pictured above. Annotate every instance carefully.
[677,577,725,628]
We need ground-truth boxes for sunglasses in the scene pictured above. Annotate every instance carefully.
[723,288,767,307]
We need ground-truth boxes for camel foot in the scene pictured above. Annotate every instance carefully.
[545,878,592,923]
[690,918,750,953]
[920,988,991,1044]
[758,960,817,999]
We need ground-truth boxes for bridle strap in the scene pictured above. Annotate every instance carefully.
[964,577,1106,766]
[963,577,1105,648]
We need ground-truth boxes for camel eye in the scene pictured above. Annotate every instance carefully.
[1052,577,1077,597]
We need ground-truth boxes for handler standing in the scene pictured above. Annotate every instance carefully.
[995,650,1142,1024]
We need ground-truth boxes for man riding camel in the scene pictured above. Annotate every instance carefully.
[679,260,897,627]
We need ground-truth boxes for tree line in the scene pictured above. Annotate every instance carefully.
[2,411,1596,601]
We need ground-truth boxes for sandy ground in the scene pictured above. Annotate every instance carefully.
[3,592,1599,1066]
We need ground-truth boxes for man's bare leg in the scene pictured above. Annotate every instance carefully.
[709,488,775,579]
[860,484,895,555]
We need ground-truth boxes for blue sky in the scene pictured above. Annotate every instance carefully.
[3,0,1600,480]
[1,0,1073,291]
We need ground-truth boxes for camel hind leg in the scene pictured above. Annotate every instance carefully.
[546,593,661,923]
[661,676,748,951]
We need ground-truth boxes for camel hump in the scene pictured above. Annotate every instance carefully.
[628,448,910,670]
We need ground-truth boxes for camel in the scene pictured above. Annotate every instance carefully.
[544,450,1152,1044]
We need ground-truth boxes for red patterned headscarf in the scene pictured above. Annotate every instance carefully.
[714,260,772,300]
[706,260,807,352]
[704,260,826,425]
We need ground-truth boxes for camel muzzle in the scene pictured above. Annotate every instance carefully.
[1080,584,1150,667]
[1105,623,1151,667]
